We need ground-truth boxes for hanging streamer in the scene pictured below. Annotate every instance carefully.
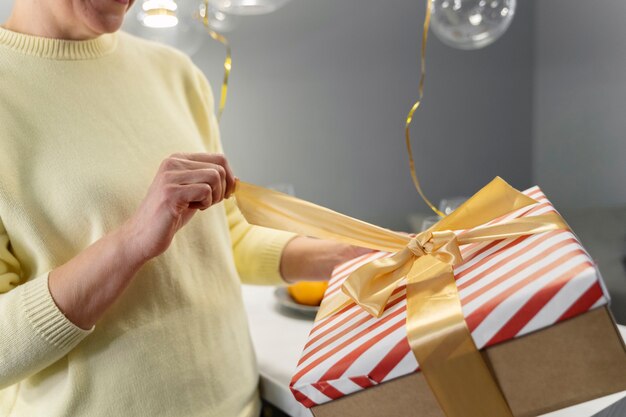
[405,0,445,217]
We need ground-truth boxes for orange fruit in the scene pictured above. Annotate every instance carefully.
[287,281,329,306]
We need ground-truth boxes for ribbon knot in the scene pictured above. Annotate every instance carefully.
[339,228,464,319]
[407,230,463,264]
[407,234,428,257]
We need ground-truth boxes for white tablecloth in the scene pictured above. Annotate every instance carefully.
[241,284,626,417]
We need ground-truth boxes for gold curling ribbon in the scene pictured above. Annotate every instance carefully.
[405,0,444,217]
[200,0,232,122]
[234,177,569,417]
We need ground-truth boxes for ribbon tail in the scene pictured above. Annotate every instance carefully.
[316,293,353,321]
[234,181,409,252]
[405,255,513,417]
[318,249,415,320]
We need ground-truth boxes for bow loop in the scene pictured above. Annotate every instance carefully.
[430,230,463,267]
[342,248,415,318]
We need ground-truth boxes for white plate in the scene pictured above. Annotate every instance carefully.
[274,287,319,318]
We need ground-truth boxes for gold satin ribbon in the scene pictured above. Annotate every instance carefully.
[234,177,568,417]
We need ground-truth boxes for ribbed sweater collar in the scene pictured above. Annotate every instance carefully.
[0,26,117,60]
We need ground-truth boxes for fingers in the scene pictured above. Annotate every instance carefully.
[169,183,213,211]
[182,153,235,198]
[159,153,237,205]
[166,168,223,204]
[162,153,236,199]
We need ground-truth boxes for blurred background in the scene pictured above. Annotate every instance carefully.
[1,0,624,322]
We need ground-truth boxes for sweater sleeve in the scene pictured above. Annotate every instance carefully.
[0,220,93,389]
[190,65,298,286]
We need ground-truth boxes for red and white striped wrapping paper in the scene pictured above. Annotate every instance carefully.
[289,186,610,408]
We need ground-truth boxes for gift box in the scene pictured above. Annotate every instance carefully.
[289,185,626,417]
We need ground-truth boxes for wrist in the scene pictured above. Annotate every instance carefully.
[110,224,150,272]
[281,238,367,283]
[47,224,148,330]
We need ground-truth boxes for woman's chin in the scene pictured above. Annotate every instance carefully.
[81,1,129,35]
[84,14,126,35]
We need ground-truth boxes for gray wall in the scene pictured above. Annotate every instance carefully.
[0,1,534,230]
[533,0,626,323]
[533,0,626,209]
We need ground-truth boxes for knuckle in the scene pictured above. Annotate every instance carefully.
[207,169,221,182]
[213,153,226,164]
[201,183,213,195]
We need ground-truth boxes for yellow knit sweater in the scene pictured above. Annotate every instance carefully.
[0,27,296,417]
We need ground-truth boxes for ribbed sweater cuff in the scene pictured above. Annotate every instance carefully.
[256,230,299,286]
[21,274,93,351]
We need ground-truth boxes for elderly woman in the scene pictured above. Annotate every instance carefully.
[0,1,366,416]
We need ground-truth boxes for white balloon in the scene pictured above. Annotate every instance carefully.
[430,0,516,50]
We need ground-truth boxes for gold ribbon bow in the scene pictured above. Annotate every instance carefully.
[235,177,568,417]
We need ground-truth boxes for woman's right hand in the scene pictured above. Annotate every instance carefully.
[120,152,237,264]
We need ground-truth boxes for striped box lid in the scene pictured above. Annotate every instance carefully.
[290,186,609,408]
